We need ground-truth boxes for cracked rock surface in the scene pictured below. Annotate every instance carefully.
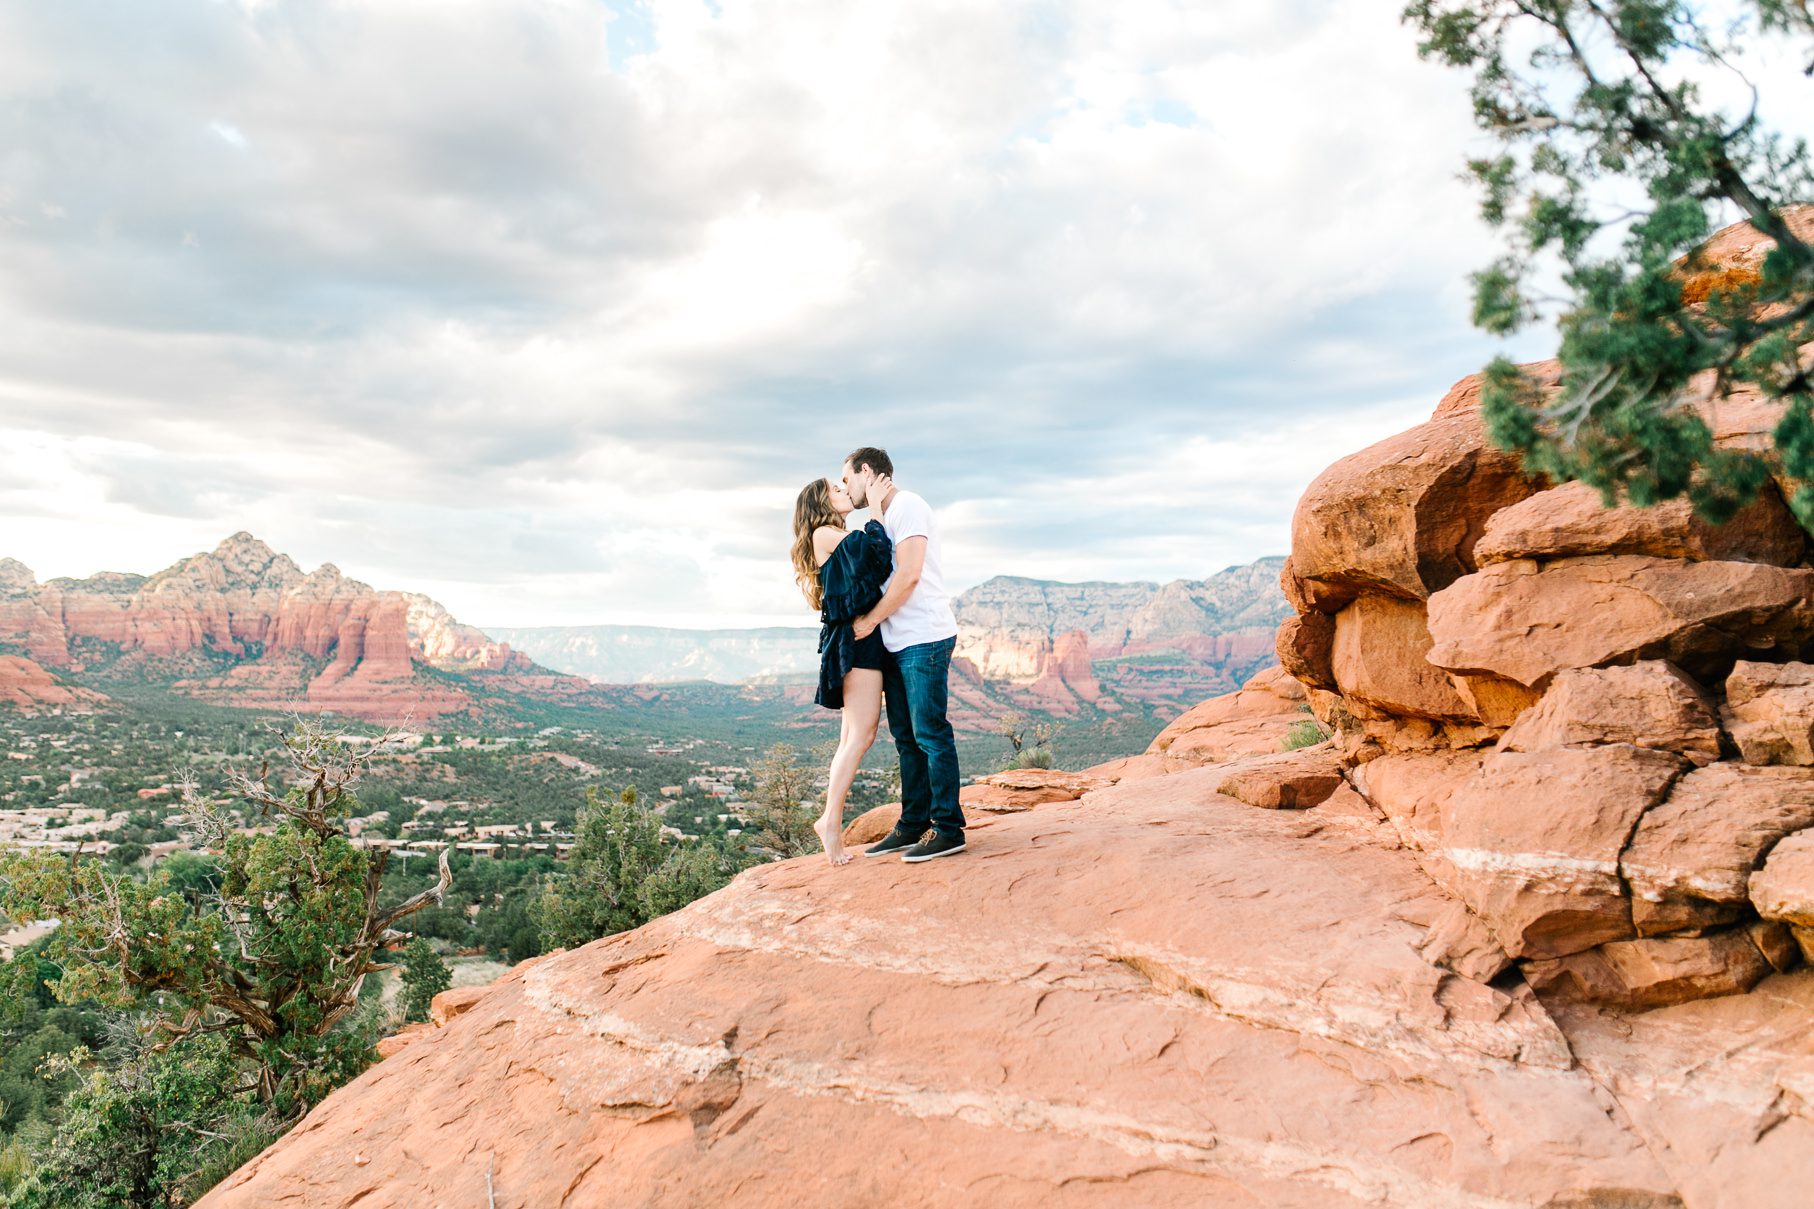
[198,783,1755,1209]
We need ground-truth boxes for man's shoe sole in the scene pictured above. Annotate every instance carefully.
[865,838,916,857]
[901,842,966,863]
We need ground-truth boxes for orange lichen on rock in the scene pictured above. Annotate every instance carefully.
[1678,263,1762,306]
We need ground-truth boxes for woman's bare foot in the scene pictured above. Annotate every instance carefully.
[813,813,851,866]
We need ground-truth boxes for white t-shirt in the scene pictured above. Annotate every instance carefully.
[878,488,959,653]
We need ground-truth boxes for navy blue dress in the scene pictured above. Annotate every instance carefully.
[815,521,893,710]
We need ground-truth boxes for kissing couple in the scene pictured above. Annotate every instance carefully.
[790,446,966,867]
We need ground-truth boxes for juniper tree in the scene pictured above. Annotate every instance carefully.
[397,937,451,1025]
[1403,1,1814,518]
[6,1026,263,1209]
[535,787,738,949]
[0,722,450,1120]
[747,743,820,857]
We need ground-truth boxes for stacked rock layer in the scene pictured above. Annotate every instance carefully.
[1281,335,1814,1009]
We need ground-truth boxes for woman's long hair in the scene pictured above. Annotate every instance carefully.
[792,478,845,610]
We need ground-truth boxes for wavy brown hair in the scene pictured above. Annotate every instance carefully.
[791,478,845,610]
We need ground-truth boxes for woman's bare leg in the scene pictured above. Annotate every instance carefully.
[816,668,883,866]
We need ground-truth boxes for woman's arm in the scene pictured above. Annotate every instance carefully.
[812,525,846,566]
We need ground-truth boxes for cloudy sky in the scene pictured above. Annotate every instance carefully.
[0,1,1802,628]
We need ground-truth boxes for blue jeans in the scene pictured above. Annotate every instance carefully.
[882,635,964,838]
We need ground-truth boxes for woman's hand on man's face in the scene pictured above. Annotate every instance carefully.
[870,473,893,506]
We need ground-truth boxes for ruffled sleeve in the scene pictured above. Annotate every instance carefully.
[818,522,894,623]
[854,520,893,599]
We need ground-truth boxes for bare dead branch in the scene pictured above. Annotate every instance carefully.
[373,846,452,934]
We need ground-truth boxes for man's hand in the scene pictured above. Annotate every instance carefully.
[852,613,878,640]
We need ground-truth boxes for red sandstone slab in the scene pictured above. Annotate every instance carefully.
[202,793,1677,1209]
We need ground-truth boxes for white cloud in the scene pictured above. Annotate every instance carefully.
[9,0,1787,627]
[209,120,248,149]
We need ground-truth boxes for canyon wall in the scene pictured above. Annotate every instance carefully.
[953,559,1289,715]
[0,534,543,721]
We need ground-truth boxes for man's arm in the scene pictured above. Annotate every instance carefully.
[852,536,925,639]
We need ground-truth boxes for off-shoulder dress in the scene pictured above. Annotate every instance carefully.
[815,520,894,710]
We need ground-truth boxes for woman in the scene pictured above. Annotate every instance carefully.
[791,472,894,865]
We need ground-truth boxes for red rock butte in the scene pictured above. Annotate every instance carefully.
[203,214,1814,1207]
[0,533,562,722]
[949,564,1288,721]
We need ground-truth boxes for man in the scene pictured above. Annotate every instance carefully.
[842,446,966,863]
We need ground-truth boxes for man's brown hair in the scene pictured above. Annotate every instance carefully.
[844,446,893,478]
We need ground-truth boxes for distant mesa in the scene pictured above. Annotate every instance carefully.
[483,624,828,685]
[950,558,1288,718]
[1,532,1293,730]
[492,557,1292,724]
[0,533,577,723]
